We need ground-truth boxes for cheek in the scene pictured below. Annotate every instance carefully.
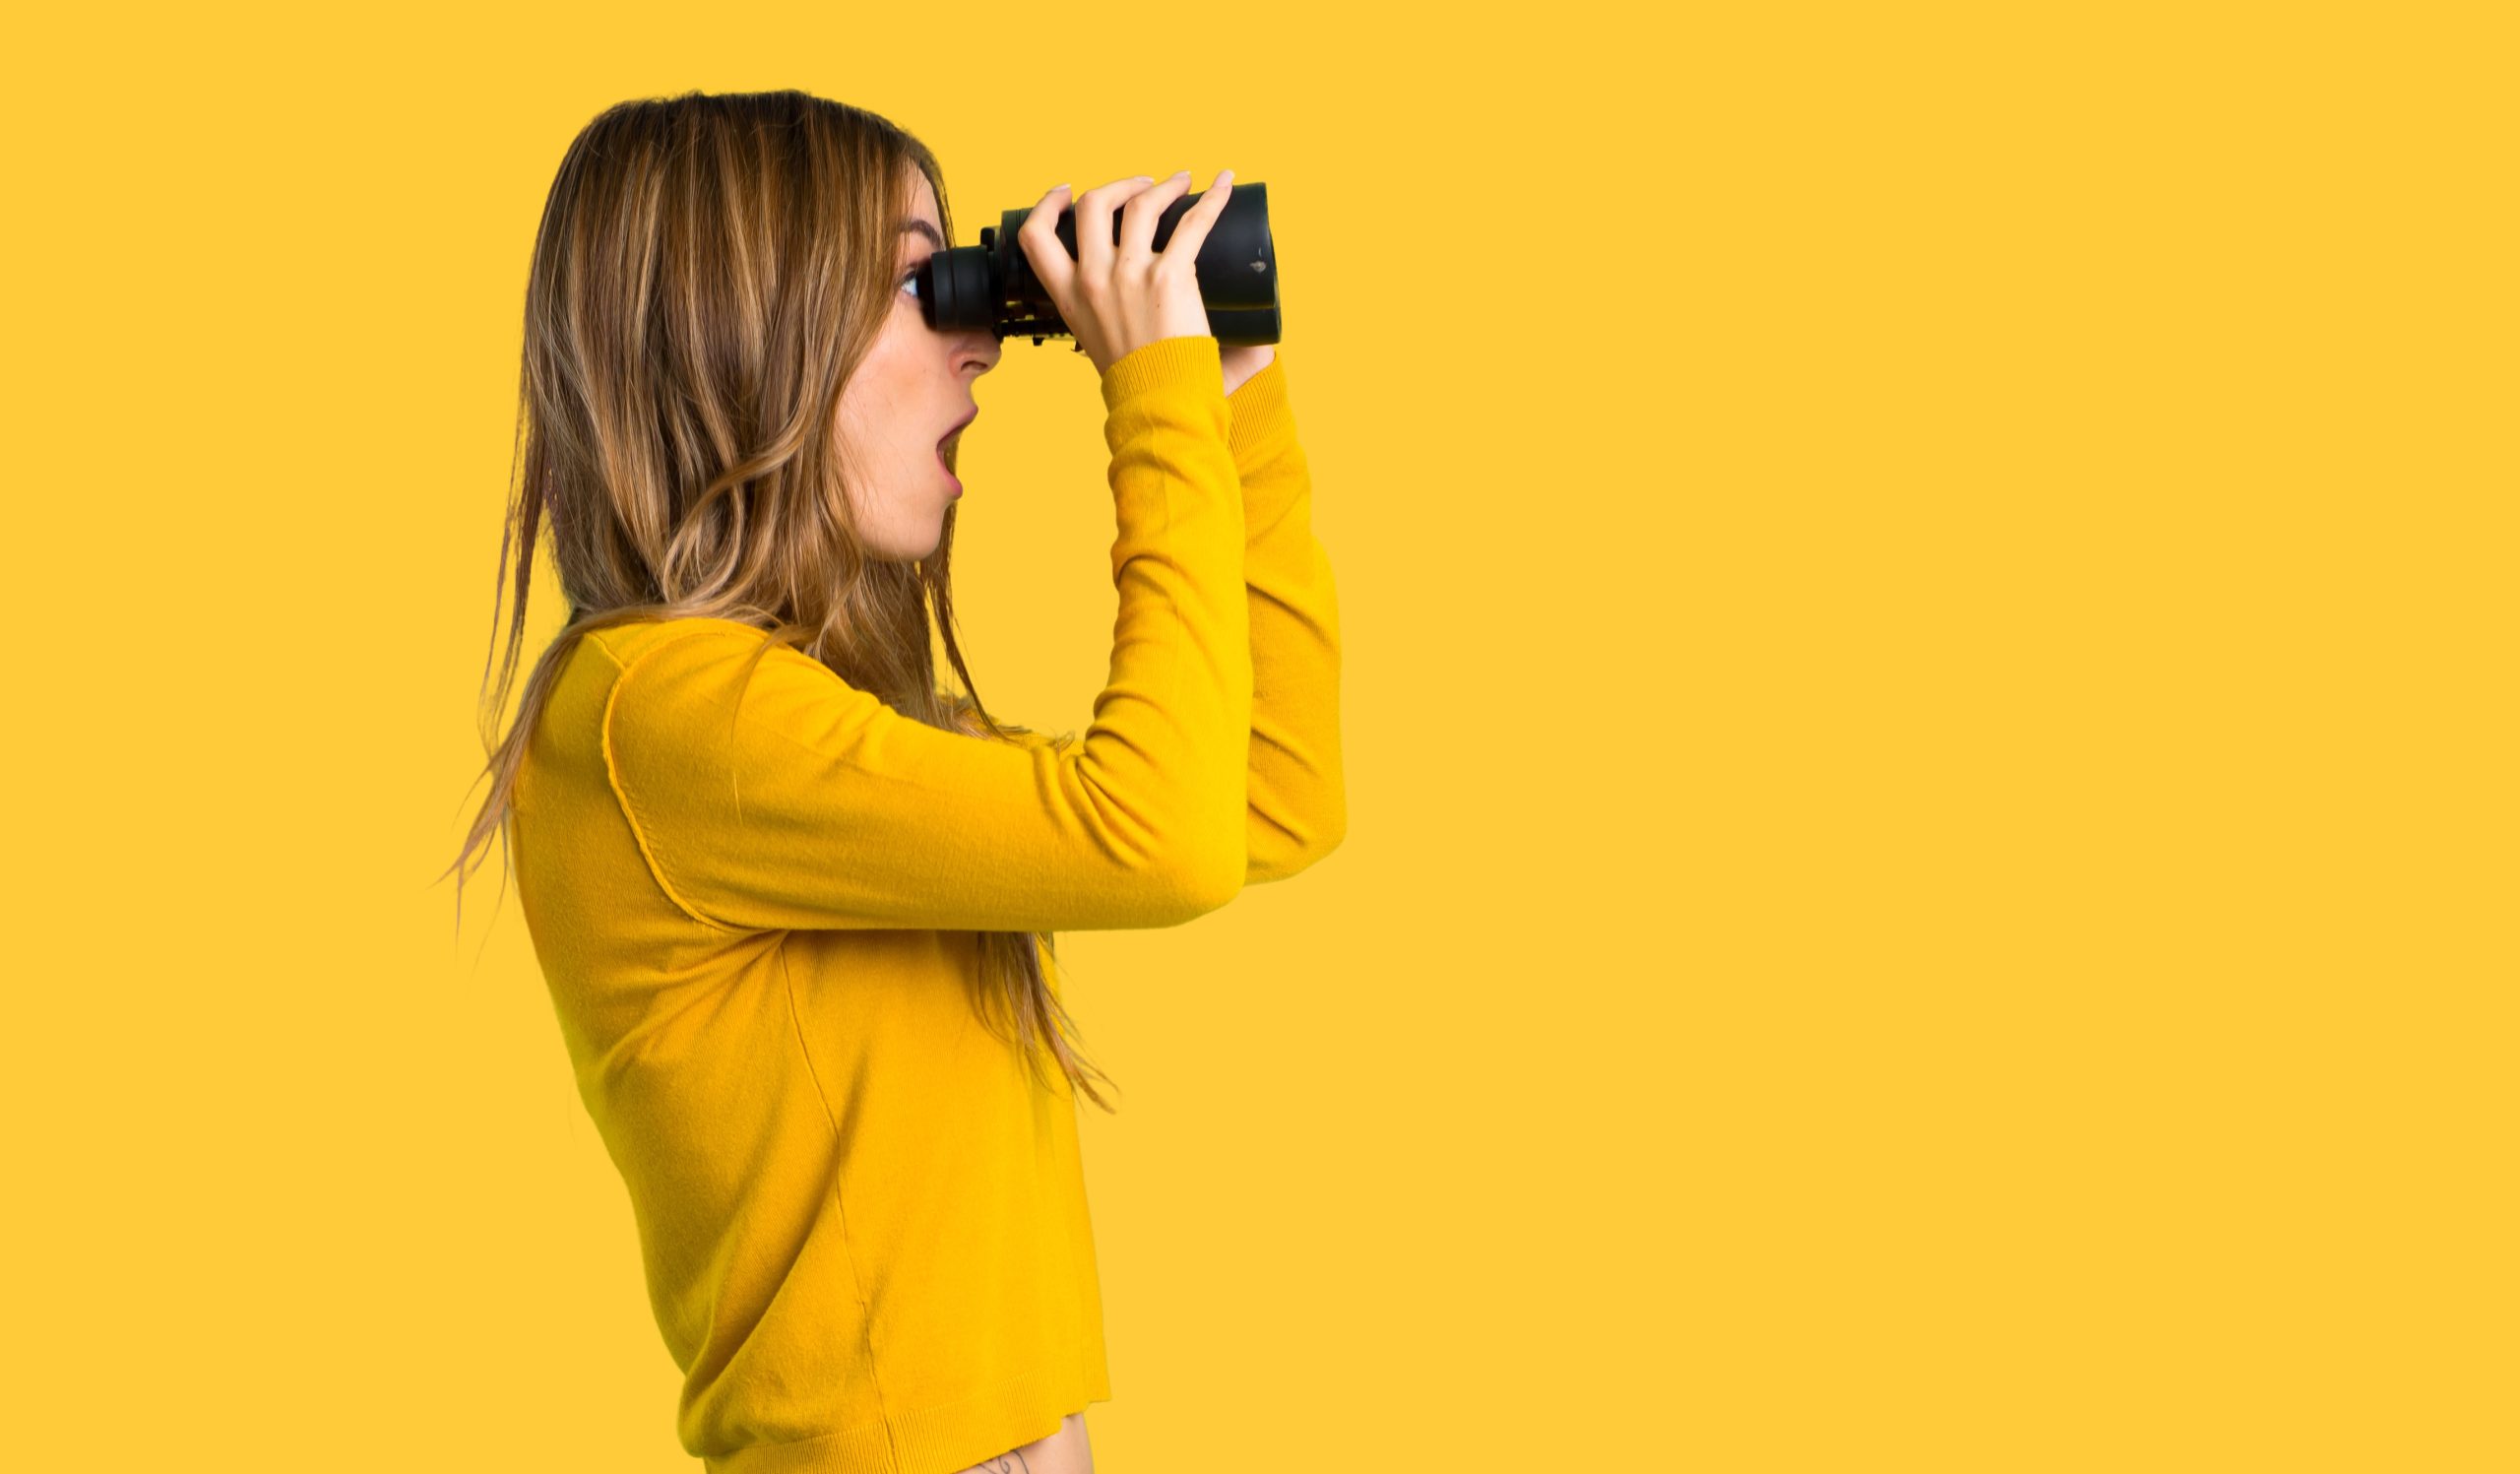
[836,334,915,447]
[869,323,927,417]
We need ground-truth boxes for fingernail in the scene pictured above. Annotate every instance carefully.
[1171,169,1190,179]
[1054,182,1071,192]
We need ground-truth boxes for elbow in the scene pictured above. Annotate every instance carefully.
[1310,808,1348,866]
[1166,829,1248,920]
[1241,797,1347,887]
[1289,790,1348,873]
[1311,788,1348,861]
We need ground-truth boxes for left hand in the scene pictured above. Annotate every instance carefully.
[1220,342,1277,398]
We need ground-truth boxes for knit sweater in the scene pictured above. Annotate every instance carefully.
[510,333,1345,1474]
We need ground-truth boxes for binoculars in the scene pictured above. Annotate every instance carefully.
[912,181,1282,349]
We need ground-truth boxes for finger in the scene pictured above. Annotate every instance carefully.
[1162,168,1233,263]
[1018,182,1078,301]
[1120,169,1194,262]
[1076,174,1154,277]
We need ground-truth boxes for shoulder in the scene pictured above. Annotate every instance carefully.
[598,620,860,746]
[594,617,1062,755]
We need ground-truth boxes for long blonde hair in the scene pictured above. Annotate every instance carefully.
[443,88,1116,1112]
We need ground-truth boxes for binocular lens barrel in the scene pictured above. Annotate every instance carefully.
[914,181,1281,348]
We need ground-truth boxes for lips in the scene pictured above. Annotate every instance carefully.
[937,407,976,452]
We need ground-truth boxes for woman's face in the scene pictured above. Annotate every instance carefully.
[834,170,1002,561]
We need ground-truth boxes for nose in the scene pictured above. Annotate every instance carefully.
[961,329,1001,377]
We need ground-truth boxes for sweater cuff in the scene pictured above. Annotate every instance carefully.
[1100,334,1224,414]
[1225,346,1293,465]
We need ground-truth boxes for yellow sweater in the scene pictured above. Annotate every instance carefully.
[511,333,1344,1473]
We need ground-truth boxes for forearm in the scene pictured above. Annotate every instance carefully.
[1225,346,1347,882]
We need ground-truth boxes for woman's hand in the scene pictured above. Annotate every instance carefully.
[1019,169,1235,378]
[1220,343,1277,398]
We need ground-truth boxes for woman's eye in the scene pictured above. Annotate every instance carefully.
[901,263,923,298]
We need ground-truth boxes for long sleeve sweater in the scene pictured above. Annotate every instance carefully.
[511,333,1344,1474]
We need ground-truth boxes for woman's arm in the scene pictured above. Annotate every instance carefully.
[991,346,1347,886]
[1223,343,1347,884]
[599,336,1253,935]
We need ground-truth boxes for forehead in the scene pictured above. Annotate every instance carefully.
[906,169,940,227]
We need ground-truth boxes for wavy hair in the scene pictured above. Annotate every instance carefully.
[442,88,1116,1112]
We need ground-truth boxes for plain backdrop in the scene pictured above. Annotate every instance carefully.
[5,3,2511,1470]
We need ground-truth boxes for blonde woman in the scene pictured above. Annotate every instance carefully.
[447,90,1344,1474]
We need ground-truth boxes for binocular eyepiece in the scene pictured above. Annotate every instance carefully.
[911,181,1282,349]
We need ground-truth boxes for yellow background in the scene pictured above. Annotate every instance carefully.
[7,3,2510,1469]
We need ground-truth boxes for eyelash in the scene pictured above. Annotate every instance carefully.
[901,262,923,295]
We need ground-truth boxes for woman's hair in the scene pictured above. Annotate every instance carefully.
[442,88,1117,1113]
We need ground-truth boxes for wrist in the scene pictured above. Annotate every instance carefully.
[1220,343,1279,398]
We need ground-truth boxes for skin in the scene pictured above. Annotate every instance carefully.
[835,169,1280,564]
[951,1410,1093,1473]
[833,170,1003,562]
[1220,340,1276,394]
[829,169,1276,1473]
[828,174,1257,1461]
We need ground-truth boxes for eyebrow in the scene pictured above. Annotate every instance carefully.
[898,221,943,248]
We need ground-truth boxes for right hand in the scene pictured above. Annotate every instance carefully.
[1017,169,1234,378]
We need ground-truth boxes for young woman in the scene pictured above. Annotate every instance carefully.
[445,90,1344,1474]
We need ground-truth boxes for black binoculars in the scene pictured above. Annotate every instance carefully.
[911,181,1282,349]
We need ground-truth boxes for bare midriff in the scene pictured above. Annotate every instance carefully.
[952,1410,1092,1474]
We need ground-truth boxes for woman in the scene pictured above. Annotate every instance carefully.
[444,90,1344,1473]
